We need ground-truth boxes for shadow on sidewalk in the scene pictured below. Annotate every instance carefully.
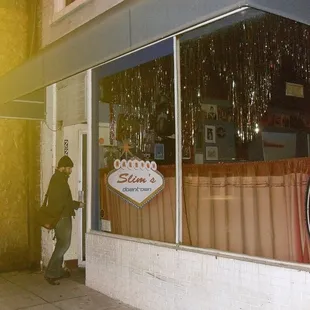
[68,267,85,284]
[0,268,137,310]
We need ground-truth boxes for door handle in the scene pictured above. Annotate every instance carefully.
[78,190,85,203]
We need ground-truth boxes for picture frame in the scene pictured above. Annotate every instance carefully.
[154,143,165,160]
[205,125,216,143]
[205,146,218,161]
[206,104,218,120]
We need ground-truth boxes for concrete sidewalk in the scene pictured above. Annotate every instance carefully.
[0,269,136,310]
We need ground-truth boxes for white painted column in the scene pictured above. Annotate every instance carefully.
[86,69,92,232]
[173,36,183,245]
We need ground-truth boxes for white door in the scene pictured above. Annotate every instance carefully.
[63,124,88,266]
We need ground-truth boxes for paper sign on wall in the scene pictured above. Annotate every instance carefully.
[107,158,165,208]
[64,139,69,155]
[262,132,296,160]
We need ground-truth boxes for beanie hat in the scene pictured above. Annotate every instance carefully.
[57,156,74,168]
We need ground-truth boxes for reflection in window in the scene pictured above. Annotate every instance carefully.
[98,55,176,243]
[180,10,310,263]
[180,12,310,163]
[94,8,310,264]
[99,56,174,167]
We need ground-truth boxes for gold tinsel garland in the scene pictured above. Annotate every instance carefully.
[101,13,310,148]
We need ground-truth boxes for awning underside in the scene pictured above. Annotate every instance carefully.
[0,88,45,120]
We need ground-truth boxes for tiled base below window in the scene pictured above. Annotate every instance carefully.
[86,232,310,310]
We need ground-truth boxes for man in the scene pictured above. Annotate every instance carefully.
[44,156,84,285]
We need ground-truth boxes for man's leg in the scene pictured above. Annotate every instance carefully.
[44,217,72,284]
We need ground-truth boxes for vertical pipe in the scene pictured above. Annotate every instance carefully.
[173,36,183,245]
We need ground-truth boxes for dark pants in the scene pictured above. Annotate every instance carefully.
[45,217,72,279]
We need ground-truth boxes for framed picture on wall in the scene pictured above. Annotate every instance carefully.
[205,146,218,161]
[205,125,216,143]
[206,104,218,120]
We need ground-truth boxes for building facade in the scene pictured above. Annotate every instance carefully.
[21,0,310,309]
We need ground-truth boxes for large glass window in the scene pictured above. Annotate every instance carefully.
[93,8,310,264]
[96,40,176,243]
[179,9,310,263]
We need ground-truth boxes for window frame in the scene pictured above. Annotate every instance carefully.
[52,0,92,24]
[90,6,248,233]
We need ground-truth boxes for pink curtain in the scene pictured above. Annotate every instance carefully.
[100,158,310,263]
[100,168,176,243]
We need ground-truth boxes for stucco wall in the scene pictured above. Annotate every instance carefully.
[0,120,41,271]
[0,1,41,271]
[0,2,28,76]
[0,120,29,270]
[40,86,57,267]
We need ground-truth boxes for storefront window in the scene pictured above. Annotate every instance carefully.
[92,8,310,264]
[97,42,176,243]
[179,9,310,263]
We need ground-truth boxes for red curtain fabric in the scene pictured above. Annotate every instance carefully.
[100,158,310,263]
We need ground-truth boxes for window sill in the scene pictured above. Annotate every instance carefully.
[51,0,93,25]
[88,230,310,273]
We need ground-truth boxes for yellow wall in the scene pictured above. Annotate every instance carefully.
[0,1,41,271]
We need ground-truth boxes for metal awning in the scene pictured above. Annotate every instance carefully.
[0,0,309,118]
[0,88,45,120]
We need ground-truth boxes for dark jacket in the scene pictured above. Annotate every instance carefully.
[47,170,80,219]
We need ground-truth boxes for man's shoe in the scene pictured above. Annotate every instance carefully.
[61,269,71,279]
[44,276,60,285]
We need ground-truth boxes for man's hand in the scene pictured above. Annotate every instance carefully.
[79,202,85,208]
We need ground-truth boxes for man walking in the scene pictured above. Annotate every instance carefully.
[44,156,84,285]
